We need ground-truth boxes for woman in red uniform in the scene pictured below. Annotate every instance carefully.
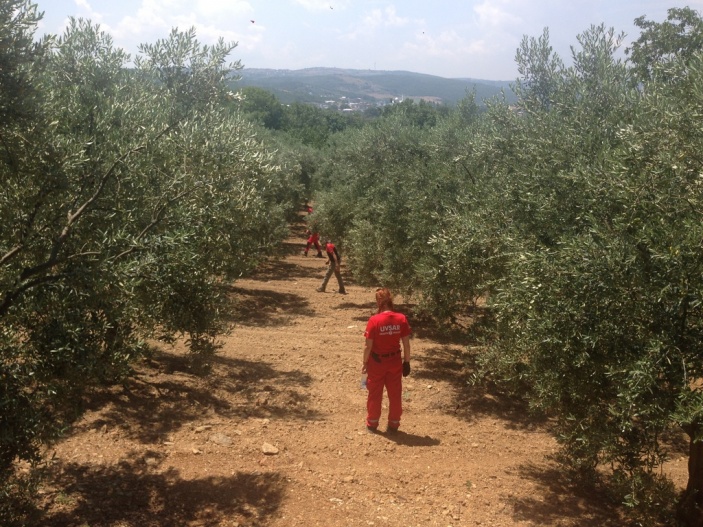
[361,287,411,433]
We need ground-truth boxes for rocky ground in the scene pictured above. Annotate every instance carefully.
[37,219,687,527]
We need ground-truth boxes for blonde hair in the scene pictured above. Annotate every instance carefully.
[375,287,394,313]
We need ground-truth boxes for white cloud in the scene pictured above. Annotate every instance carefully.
[70,0,104,23]
[362,8,383,30]
[193,0,253,19]
[403,29,488,61]
[294,0,350,11]
[382,6,409,27]
[101,0,256,55]
[473,0,523,32]
[195,23,250,49]
[343,5,413,41]
[362,6,409,28]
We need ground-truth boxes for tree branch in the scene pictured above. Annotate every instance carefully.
[112,183,199,261]
[2,124,176,316]
[0,273,64,318]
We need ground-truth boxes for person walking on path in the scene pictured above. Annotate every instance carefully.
[361,287,411,433]
[316,240,346,294]
[303,230,323,257]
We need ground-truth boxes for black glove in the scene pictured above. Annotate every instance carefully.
[402,361,410,377]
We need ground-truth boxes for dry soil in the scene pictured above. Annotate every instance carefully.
[37,218,688,527]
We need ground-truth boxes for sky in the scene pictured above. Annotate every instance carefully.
[35,1,703,81]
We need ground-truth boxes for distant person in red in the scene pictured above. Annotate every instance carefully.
[316,240,346,294]
[305,204,313,215]
[361,287,411,434]
[303,230,323,257]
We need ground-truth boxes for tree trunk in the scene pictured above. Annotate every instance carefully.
[678,426,703,527]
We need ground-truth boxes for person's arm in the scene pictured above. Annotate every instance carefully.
[401,335,411,362]
[401,334,411,377]
[362,338,373,373]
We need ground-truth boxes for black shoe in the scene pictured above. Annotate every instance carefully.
[316,254,324,258]
[366,425,378,434]
[338,289,347,295]
[316,287,325,293]
[386,427,399,435]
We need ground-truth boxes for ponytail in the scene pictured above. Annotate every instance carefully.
[375,287,394,313]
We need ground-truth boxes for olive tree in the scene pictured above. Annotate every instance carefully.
[311,109,473,301]
[0,8,290,515]
[627,6,703,86]
[472,19,703,525]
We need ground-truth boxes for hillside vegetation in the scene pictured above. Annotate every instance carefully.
[235,67,516,105]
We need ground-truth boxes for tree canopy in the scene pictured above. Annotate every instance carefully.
[0,5,299,519]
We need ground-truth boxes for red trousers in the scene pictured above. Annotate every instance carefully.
[304,237,321,255]
[305,240,321,253]
[365,354,403,429]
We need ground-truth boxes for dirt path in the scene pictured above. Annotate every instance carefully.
[40,220,656,527]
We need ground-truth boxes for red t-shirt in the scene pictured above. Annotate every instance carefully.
[307,232,320,243]
[364,311,411,354]
[325,242,339,261]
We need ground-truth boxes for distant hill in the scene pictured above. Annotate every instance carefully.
[231,67,517,106]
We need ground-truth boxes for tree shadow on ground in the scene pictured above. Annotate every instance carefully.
[413,344,545,430]
[340,299,479,343]
[408,307,547,431]
[335,301,376,323]
[506,463,624,527]
[79,351,321,444]
[223,285,316,326]
[332,300,424,326]
[413,345,465,383]
[405,308,672,525]
[661,427,690,457]
[281,237,310,256]
[247,254,321,282]
[289,215,311,237]
[407,304,482,346]
[41,454,286,527]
